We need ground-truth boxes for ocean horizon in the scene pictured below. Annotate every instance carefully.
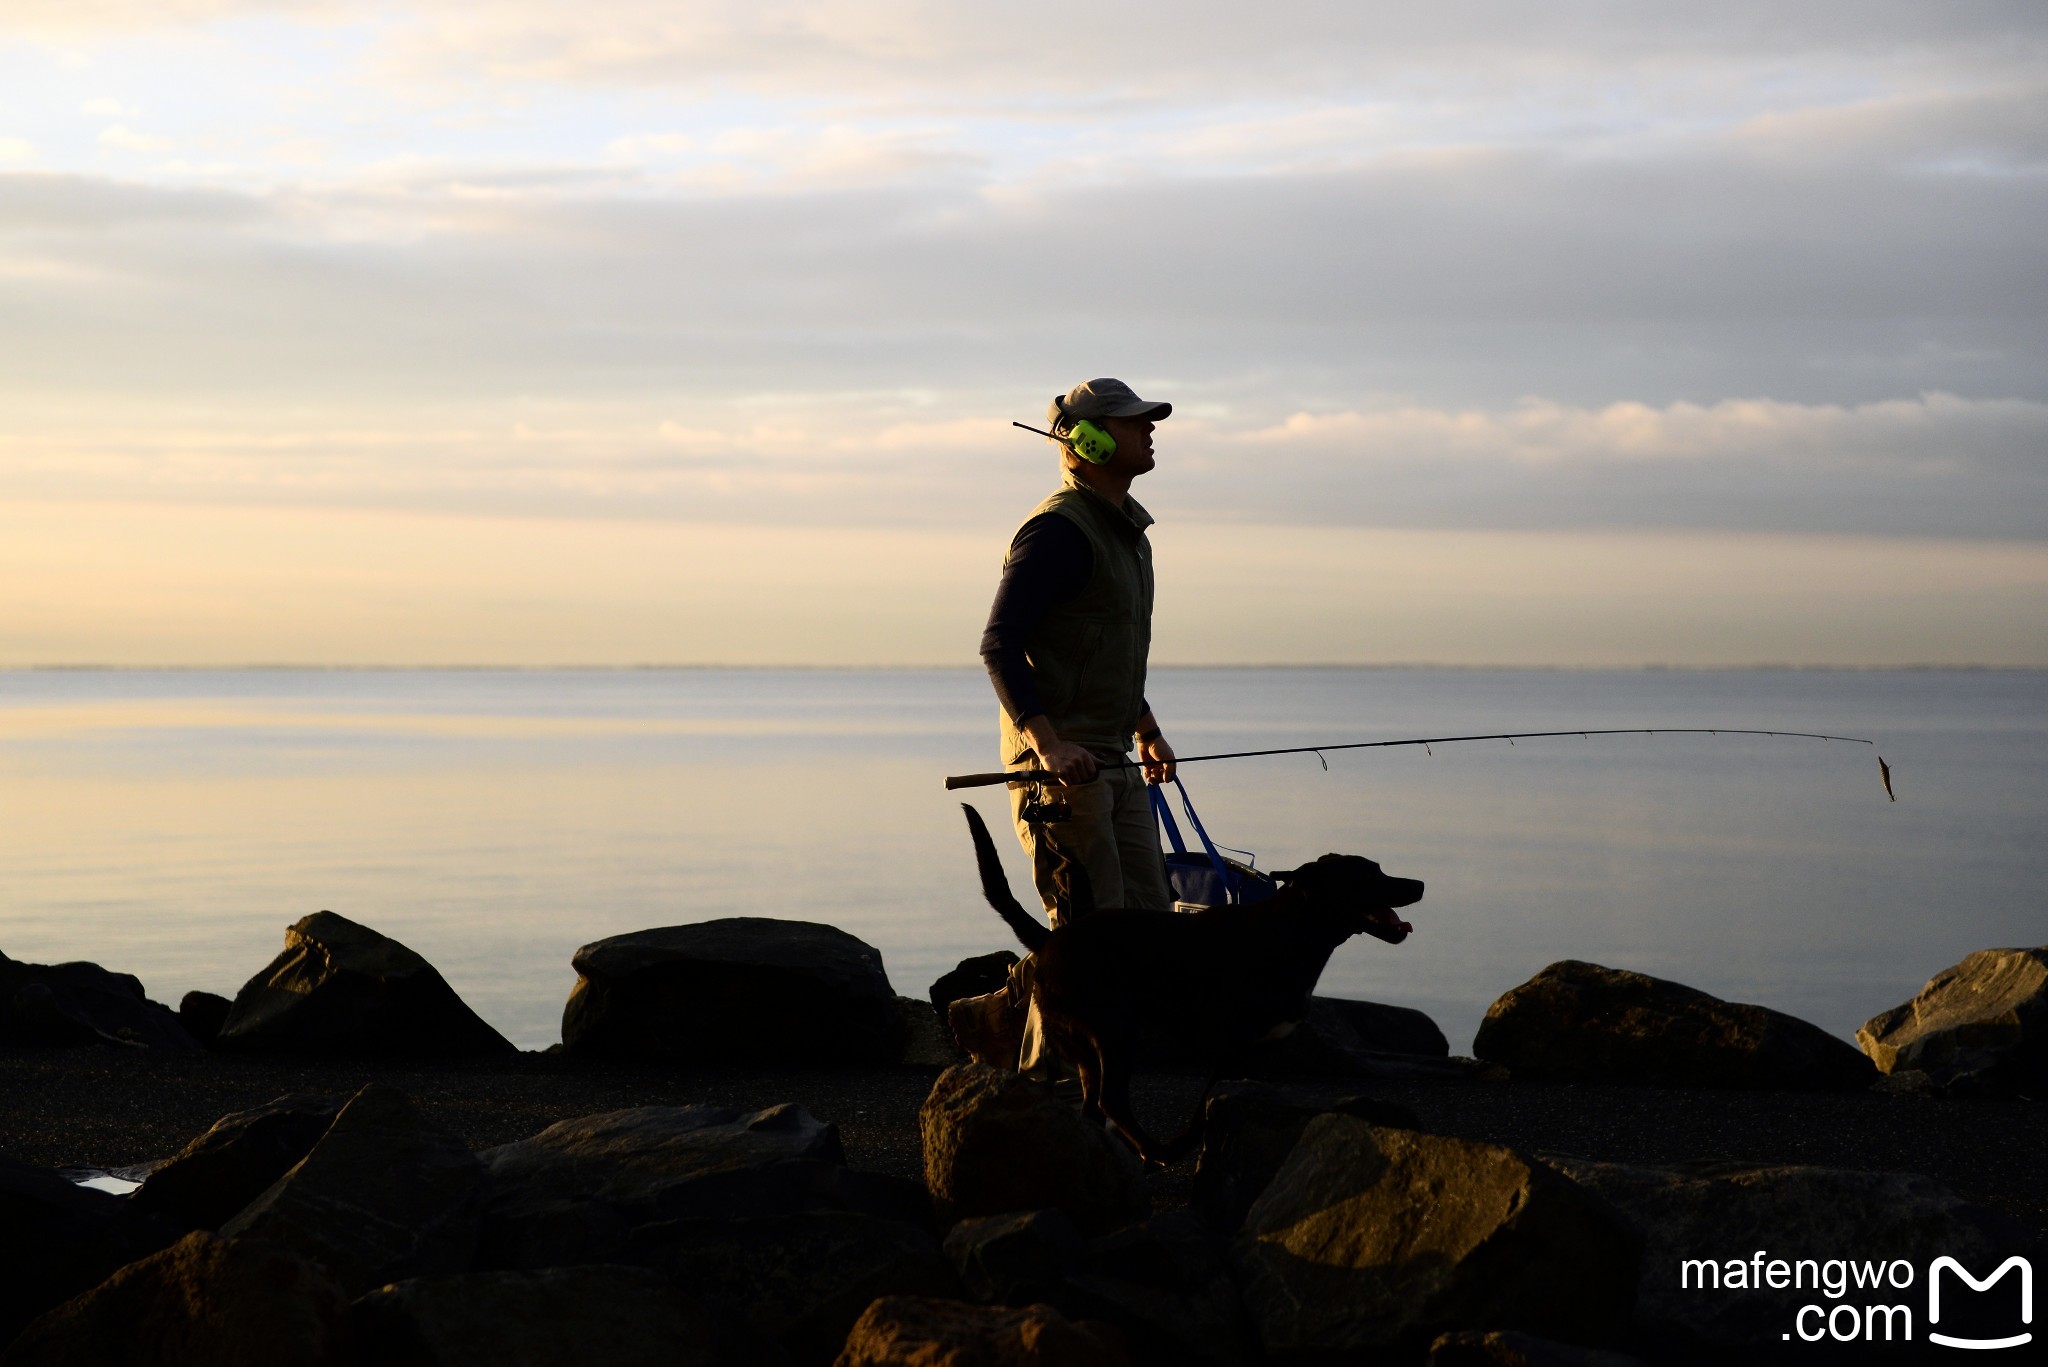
[3,666,2041,1053]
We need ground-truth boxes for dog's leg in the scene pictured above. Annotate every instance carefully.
[1070,1039,1107,1123]
[1096,1045,1168,1168]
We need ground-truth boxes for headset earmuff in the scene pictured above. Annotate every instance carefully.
[1066,419,1116,464]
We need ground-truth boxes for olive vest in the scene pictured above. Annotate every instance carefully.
[998,473,1155,763]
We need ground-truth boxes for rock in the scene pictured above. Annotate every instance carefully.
[0,949,197,1051]
[1234,1114,1640,1358]
[353,1264,787,1367]
[133,1094,345,1230]
[220,1084,485,1297]
[943,1209,1085,1304]
[1057,1211,1255,1367]
[930,952,1021,1023]
[476,1103,934,1270]
[177,991,232,1046]
[1857,945,2048,1095]
[1190,1078,1420,1231]
[215,912,514,1057]
[1430,1329,1650,1366]
[484,1103,846,1206]
[1473,960,1877,1090]
[947,989,1025,1071]
[920,1063,1149,1235]
[1,1155,187,1346]
[1243,997,1481,1081]
[631,1212,957,1363]
[834,1296,1128,1367]
[1321,996,1450,1056]
[898,997,968,1068]
[562,918,905,1066]
[1544,1156,2043,1360]
[0,1230,352,1367]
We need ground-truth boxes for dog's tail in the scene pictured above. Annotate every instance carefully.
[960,803,1051,954]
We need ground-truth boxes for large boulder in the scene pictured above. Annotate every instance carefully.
[476,1103,929,1271]
[631,1212,957,1364]
[1189,1078,1419,1232]
[1857,946,2048,1095]
[1056,1210,1256,1367]
[1,1155,186,1346]
[1233,1114,1640,1359]
[920,1063,1149,1235]
[176,991,232,1046]
[0,1231,352,1367]
[0,948,196,1051]
[220,1084,485,1297]
[562,918,905,1065]
[835,1296,1128,1367]
[353,1265,787,1367]
[214,912,514,1057]
[1320,996,1451,1056]
[1544,1157,2043,1361]
[133,1094,345,1230]
[943,1209,1085,1305]
[1474,960,1876,1090]
[1233,997,1485,1082]
[944,1207,1252,1367]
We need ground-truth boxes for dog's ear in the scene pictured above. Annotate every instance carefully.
[1271,855,1344,888]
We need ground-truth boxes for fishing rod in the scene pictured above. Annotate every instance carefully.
[944,728,1895,799]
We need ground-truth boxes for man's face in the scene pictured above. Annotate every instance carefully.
[1097,415,1157,476]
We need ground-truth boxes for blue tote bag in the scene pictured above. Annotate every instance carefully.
[1148,777,1276,909]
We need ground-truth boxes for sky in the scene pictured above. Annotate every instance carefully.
[2,1,2044,666]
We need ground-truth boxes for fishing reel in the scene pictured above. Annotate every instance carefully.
[1018,789,1073,824]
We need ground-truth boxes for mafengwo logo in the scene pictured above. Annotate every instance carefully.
[1927,1256,2032,1351]
[1679,1251,2033,1350]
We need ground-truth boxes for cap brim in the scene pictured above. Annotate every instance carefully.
[1102,399,1171,420]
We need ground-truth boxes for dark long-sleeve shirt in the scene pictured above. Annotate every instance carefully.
[980,513,1146,727]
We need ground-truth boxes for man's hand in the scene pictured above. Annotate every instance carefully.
[1020,716,1099,786]
[1137,731,1176,785]
[1037,738,1101,786]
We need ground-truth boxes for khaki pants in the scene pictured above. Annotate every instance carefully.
[1008,762,1173,924]
[1009,762,1172,1075]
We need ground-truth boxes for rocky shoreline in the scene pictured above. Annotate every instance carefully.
[4,914,2044,1365]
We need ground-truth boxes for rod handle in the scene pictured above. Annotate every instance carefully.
[944,769,1052,790]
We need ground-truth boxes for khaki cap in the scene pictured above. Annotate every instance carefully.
[1048,377,1172,431]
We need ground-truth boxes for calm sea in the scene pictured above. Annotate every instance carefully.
[1,668,2040,1052]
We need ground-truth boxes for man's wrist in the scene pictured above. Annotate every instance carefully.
[1134,725,1162,743]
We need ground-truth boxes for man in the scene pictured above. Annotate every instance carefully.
[980,377,1179,924]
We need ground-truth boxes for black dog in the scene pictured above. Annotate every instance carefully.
[961,803,1422,1165]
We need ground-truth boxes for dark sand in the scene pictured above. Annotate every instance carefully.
[3,1047,2042,1237]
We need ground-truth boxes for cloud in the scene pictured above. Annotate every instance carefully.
[0,139,35,163]
[3,389,2040,546]
[97,124,175,152]
[9,1,326,34]
[1209,394,2048,538]
[357,1,2048,107]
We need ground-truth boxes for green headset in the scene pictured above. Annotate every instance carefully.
[1010,416,1117,464]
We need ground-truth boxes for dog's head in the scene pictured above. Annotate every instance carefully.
[1270,854,1423,945]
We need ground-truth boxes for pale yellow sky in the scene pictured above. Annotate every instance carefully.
[4,499,2042,666]
[3,3,2043,665]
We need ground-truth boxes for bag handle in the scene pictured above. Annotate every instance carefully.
[1148,783,1189,855]
[1153,776,1238,899]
